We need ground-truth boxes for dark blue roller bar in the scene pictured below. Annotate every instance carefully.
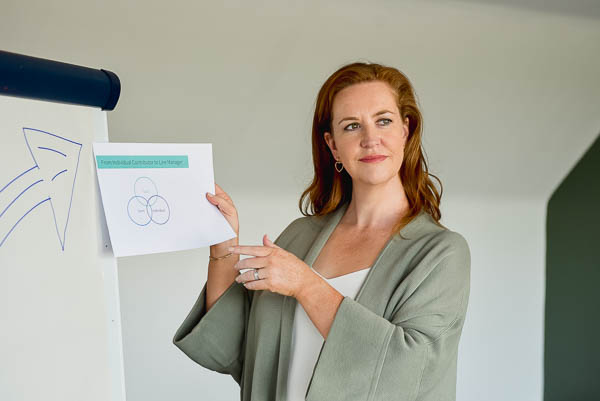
[0,50,120,111]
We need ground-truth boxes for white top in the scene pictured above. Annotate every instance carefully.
[286,266,372,401]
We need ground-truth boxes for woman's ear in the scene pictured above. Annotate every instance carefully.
[324,131,338,158]
[403,117,409,140]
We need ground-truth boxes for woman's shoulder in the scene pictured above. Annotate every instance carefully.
[272,214,322,248]
[396,211,470,257]
[270,215,324,260]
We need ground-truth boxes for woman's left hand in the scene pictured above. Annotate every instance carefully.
[230,234,312,298]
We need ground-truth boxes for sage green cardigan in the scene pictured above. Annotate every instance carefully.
[173,201,471,401]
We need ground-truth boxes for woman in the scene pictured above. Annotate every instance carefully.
[173,62,471,401]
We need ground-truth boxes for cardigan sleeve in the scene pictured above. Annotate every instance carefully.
[306,231,471,401]
[172,221,295,384]
[172,277,252,384]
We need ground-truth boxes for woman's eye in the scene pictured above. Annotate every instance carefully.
[343,119,391,131]
[344,122,360,131]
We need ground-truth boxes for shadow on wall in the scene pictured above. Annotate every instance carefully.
[545,131,600,401]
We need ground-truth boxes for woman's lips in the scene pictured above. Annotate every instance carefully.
[359,156,387,163]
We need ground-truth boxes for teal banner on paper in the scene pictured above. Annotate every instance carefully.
[96,155,189,169]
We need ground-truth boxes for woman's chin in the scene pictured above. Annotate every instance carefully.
[352,174,397,187]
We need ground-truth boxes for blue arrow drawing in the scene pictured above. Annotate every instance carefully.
[0,128,82,250]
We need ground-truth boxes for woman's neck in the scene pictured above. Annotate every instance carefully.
[342,177,409,231]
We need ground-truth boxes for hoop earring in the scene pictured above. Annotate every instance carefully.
[334,161,344,173]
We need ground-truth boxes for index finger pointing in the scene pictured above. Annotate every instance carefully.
[229,245,271,257]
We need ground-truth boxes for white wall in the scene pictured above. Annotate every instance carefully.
[3,0,600,400]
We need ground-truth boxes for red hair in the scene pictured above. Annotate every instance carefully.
[299,61,445,237]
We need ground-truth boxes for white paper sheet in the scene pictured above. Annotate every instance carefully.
[92,143,236,257]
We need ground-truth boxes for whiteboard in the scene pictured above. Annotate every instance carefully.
[0,96,125,401]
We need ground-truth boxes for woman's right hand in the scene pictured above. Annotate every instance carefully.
[206,183,239,253]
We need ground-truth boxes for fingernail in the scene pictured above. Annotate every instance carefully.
[228,247,234,251]
[206,192,213,197]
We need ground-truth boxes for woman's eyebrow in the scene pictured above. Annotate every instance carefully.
[337,109,395,125]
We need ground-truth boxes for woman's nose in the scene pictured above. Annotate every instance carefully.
[360,122,380,146]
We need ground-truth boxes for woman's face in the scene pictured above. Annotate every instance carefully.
[324,81,409,187]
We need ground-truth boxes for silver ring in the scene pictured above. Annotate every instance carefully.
[253,269,260,281]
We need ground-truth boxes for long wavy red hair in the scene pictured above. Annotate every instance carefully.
[299,61,445,237]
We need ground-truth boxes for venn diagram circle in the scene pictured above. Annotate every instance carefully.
[127,177,170,226]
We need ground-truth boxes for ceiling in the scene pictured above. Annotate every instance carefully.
[432,0,600,19]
